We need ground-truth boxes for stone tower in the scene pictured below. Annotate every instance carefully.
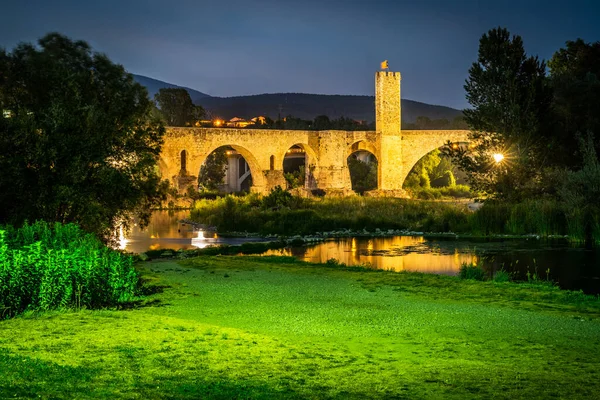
[375,71,401,134]
[375,71,405,192]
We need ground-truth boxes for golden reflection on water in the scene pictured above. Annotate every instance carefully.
[266,236,478,275]
[125,212,477,276]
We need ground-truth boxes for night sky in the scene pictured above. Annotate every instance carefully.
[1,0,598,109]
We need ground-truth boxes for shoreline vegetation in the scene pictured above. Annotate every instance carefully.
[189,194,600,245]
[1,255,599,398]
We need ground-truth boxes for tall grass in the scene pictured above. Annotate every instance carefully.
[468,199,598,242]
[190,193,600,244]
[191,195,471,235]
[407,184,473,200]
[0,221,139,319]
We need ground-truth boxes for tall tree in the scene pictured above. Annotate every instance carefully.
[198,148,228,191]
[154,88,204,126]
[0,33,167,239]
[446,27,552,199]
[548,39,600,166]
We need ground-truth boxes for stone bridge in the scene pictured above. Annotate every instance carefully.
[158,71,469,196]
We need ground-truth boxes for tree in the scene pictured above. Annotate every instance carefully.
[404,150,456,189]
[347,156,377,194]
[198,148,228,191]
[548,39,600,166]
[0,33,167,239]
[446,27,552,199]
[313,115,331,130]
[154,88,204,126]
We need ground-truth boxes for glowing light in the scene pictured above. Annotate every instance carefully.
[118,225,129,250]
[213,119,223,127]
[493,153,505,163]
[452,143,459,150]
[191,230,209,249]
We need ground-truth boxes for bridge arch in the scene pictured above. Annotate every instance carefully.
[347,151,378,194]
[198,143,266,192]
[346,139,378,159]
[399,131,469,188]
[345,139,379,192]
[281,143,319,189]
[402,144,468,190]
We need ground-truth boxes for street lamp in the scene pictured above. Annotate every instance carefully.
[493,153,505,163]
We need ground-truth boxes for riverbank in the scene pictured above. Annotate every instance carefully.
[189,195,599,244]
[1,256,599,399]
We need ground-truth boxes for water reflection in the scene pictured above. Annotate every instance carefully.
[123,210,266,253]
[123,211,600,294]
[117,225,129,250]
[265,236,478,275]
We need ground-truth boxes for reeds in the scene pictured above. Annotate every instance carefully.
[0,221,138,319]
[190,194,600,244]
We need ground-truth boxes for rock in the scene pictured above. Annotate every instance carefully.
[138,253,149,261]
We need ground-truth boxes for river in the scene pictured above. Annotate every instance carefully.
[124,211,600,294]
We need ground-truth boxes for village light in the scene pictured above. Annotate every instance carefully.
[493,153,505,163]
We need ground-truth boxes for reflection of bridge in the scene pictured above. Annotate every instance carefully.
[159,72,469,196]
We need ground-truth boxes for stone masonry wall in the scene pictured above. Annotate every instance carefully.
[159,72,471,196]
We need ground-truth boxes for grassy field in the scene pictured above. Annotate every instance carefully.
[1,256,600,399]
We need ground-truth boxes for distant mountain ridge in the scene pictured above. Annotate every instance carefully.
[132,74,212,104]
[132,74,463,124]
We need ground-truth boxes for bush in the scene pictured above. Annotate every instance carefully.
[0,222,139,319]
[262,186,295,209]
[458,263,486,281]
[408,185,472,200]
[493,269,512,283]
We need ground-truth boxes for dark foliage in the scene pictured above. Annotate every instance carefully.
[0,33,167,240]
[154,88,204,126]
[198,148,228,190]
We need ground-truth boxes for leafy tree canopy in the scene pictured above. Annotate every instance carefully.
[548,39,600,166]
[154,88,204,127]
[347,155,378,194]
[0,33,167,240]
[445,27,552,199]
[198,148,228,191]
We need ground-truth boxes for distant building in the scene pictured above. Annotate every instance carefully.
[194,120,213,127]
[226,117,253,128]
[251,116,266,125]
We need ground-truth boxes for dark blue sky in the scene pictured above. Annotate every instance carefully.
[1,0,598,109]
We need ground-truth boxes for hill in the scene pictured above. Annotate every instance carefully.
[132,74,212,104]
[132,74,463,124]
[195,93,462,124]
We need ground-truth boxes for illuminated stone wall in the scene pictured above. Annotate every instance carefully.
[159,72,469,196]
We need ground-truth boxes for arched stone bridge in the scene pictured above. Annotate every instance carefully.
[160,127,469,195]
[158,71,469,196]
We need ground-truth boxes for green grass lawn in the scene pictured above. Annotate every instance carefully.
[1,256,599,399]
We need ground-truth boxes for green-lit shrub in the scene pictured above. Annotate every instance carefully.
[408,185,472,200]
[0,222,139,319]
[458,263,486,281]
[262,186,295,209]
[493,269,512,283]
